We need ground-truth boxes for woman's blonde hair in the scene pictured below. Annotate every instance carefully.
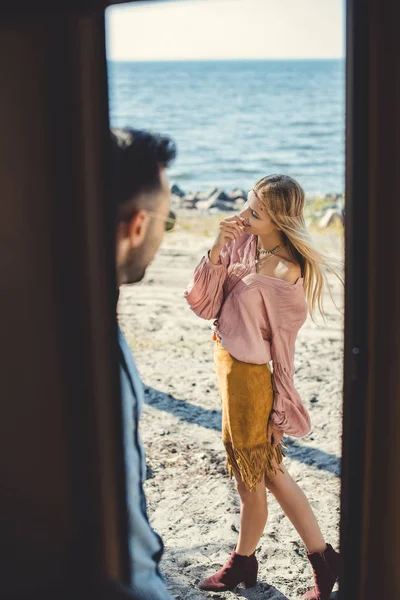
[253,174,343,320]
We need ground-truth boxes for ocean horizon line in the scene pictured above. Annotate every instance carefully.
[108,57,344,64]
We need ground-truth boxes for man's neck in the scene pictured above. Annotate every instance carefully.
[116,262,126,287]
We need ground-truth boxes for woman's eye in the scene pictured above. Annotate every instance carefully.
[251,210,258,219]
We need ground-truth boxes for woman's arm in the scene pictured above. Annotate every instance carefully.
[184,215,244,320]
[184,246,231,320]
[269,327,311,438]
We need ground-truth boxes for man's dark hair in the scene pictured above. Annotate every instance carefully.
[111,127,176,215]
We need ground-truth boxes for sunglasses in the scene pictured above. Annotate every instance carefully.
[146,209,176,232]
[121,208,176,231]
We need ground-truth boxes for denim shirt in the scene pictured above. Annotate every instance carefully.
[118,327,174,599]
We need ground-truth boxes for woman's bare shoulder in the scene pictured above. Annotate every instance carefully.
[269,254,302,283]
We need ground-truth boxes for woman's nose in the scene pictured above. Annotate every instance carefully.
[239,204,249,219]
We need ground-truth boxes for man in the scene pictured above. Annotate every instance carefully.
[111,127,176,599]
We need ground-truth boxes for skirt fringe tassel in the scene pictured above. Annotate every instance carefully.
[224,441,284,491]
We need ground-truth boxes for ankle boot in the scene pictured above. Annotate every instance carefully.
[198,549,258,592]
[303,543,340,599]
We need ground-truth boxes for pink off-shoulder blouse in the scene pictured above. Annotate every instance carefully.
[184,232,311,438]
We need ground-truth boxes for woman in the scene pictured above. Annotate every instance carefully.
[184,175,342,599]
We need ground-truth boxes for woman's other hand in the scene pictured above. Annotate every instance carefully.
[267,422,284,448]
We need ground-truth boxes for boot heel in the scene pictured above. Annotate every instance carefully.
[244,564,258,588]
[244,575,257,588]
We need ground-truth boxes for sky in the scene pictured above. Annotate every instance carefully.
[106,0,345,61]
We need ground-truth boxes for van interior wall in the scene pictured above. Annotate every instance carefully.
[0,7,130,596]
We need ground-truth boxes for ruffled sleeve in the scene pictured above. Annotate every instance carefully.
[184,246,230,320]
[269,327,311,438]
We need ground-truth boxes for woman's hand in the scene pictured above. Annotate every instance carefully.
[267,422,284,448]
[209,216,246,264]
[213,215,245,248]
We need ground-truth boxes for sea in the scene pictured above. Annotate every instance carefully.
[107,59,345,197]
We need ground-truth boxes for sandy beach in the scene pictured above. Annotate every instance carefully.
[118,212,344,600]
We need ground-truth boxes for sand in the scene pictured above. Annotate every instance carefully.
[118,214,344,600]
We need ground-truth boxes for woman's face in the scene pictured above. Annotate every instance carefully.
[239,189,279,235]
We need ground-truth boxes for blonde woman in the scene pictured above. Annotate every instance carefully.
[184,175,341,599]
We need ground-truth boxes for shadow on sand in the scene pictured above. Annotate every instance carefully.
[144,386,341,477]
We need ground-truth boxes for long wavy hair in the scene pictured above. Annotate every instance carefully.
[253,174,344,320]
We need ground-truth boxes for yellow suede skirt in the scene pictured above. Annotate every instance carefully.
[214,338,284,491]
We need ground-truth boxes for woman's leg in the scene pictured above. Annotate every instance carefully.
[234,472,269,556]
[265,461,326,553]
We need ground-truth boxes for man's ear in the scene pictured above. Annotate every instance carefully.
[118,210,150,250]
[128,210,151,248]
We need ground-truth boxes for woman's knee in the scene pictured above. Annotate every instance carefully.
[264,461,288,491]
[235,478,250,499]
[235,477,265,503]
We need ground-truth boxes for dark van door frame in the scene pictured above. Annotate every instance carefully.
[0,1,399,598]
[341,0,400,597]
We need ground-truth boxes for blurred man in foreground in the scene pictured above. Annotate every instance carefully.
[111,127,176,599]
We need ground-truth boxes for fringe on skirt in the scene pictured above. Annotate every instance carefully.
[224,441,284,491]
